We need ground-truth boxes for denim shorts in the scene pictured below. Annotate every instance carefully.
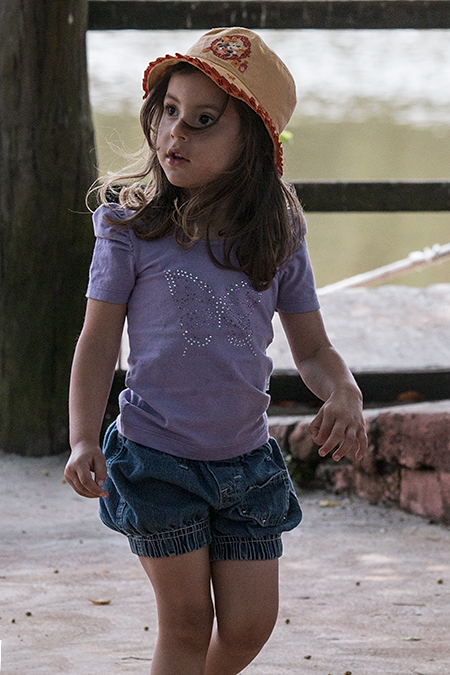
[99,422,302,560]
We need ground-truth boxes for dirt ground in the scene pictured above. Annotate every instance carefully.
[1,450,450,675]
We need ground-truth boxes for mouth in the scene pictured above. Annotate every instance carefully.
[167,148,189,165]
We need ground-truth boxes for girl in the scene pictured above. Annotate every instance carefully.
[65,28,367,675]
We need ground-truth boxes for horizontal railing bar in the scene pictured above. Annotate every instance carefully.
[106,182,450,212]
[268,369,450,406]
[108,370,450,429]
[88,1,450,31]
[293,181,450,212]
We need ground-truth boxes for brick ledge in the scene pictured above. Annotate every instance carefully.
[269,399,450,524]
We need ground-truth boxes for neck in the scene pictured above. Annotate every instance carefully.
[193,203,230,241]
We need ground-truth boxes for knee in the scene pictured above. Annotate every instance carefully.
[160,600,214,649]
[217,615,277,655]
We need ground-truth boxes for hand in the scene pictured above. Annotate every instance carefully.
[309,388,367,462]
[64,442,109,498]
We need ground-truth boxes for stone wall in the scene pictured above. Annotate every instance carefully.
[269,400,450,524]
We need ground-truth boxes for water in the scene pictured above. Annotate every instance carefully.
[87,30,450,287]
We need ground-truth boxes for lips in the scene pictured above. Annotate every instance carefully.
[167,148,189,165]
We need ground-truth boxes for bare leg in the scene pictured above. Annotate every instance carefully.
[139,547,214,675]
[204,559,279,675]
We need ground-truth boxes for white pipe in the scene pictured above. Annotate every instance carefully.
[318,242,450,295]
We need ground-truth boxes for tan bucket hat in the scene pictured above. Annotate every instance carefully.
[142,27,297,175]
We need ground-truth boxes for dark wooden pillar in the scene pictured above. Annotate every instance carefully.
[0,0,97,455]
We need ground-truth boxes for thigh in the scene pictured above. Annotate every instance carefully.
[140,547,214,627]
[100,430,212,557]
[211,558,279,641]
[209,440,302,561]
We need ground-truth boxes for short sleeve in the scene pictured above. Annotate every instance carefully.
[276,239,320,313]
[86,205,137,304]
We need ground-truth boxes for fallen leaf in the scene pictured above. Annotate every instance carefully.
[395,390,424,403]
[319,500,341,508]
[121,656,152,662]
[88,598,113,606]
[402,636,421,641]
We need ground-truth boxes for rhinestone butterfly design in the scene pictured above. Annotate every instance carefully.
[165,269,261,356]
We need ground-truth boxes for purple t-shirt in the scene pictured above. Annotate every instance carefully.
[87,205,320,460]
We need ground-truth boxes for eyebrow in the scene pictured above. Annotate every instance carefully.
[164,92,223,113]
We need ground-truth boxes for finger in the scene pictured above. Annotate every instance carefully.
[317,422,346,457]
[65,471,97,498]
[65,464,108,499]
[64,472,83,497]
[332,423,369,461]
[308,408,323,440]
[92,454,108,490]
[310,408,335,446]
[331,431,356,461]
[78,467,108,498]
[64,464,85,496]
[355,428,368,460]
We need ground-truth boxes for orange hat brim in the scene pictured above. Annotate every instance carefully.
[143,53,284,175]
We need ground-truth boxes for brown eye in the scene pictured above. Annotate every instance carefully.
[165,104,178,117]
[198,114,214,126]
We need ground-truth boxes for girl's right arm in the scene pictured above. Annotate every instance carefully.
[65,298,127,499]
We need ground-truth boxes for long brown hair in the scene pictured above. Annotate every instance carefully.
[95,62,305,292]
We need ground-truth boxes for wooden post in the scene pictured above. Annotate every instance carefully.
[0,0,97,455]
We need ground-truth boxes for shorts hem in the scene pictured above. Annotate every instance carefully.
[128,518,211,558]
[209,534,283,561]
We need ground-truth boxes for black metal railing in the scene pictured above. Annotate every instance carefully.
[89,0,450,407]
[294,181,450,212]
[88,1,450,31]
[88,0,450,213]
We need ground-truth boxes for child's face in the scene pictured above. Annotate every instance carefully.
[156,69,242,192]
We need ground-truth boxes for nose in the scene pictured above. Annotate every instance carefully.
[170,118,188,141]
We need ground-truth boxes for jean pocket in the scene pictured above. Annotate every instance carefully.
[102,423,126,467]
[238,470,290,527]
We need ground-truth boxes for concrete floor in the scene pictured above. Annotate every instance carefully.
[269,284,450,373]
[1,450,450,675]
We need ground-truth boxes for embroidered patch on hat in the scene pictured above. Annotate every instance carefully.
[202,34,252,72]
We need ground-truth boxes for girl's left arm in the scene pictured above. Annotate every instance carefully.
[279,309,368,462]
